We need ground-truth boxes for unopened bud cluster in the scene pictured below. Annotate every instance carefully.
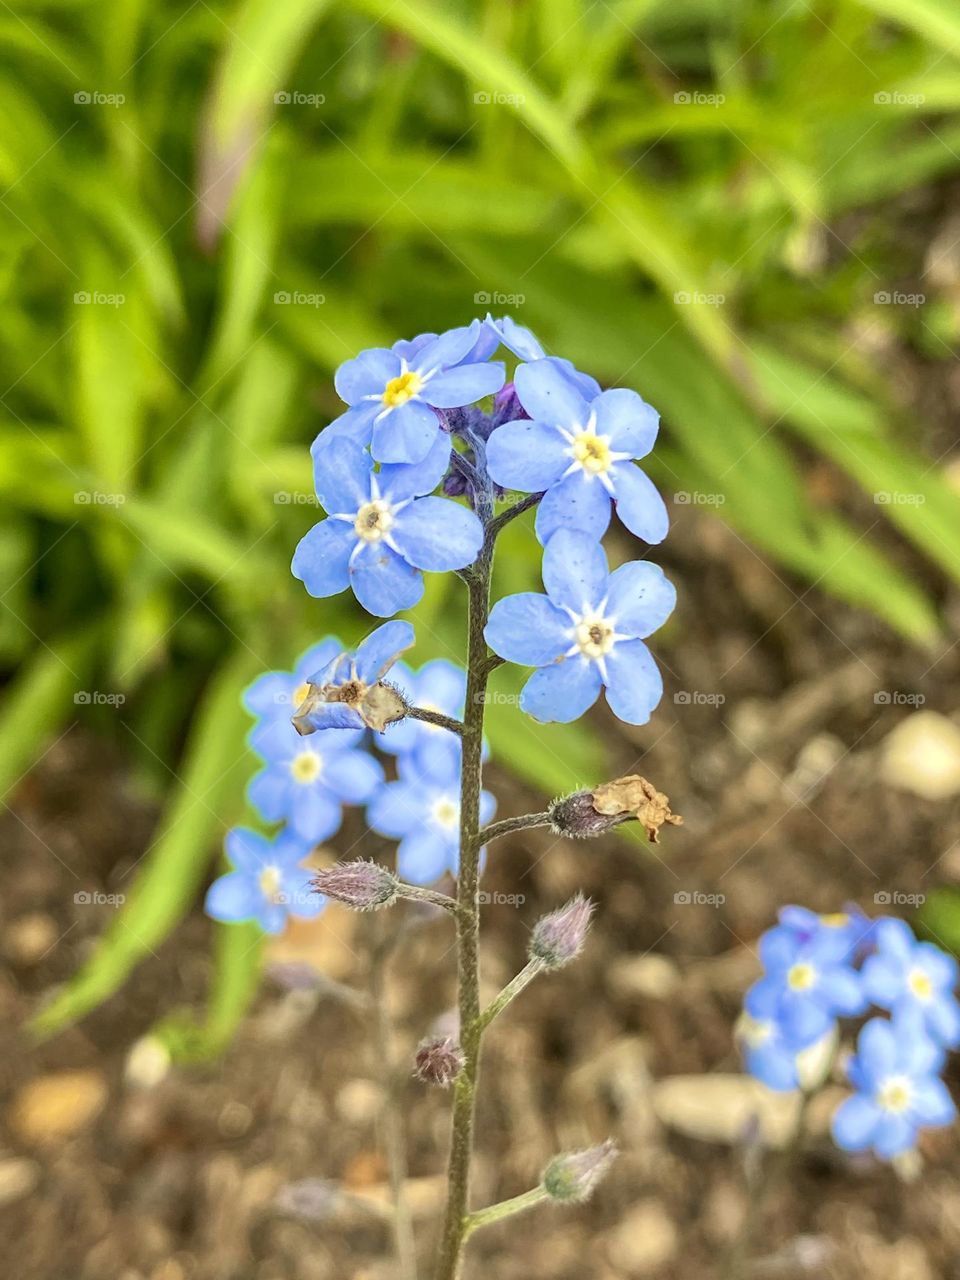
[548,790,625,839]
[529,893,594,970]
[312,859,399,911]
[542,1139,618,1203]
[415,1036,465,1087]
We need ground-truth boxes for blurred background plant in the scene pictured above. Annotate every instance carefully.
[4,0,960,1050]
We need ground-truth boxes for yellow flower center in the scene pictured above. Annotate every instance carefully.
[575,616,615,659]
[821,913,849,927]
[877,1076,912,1113]
[292,680,311,710]
[258,865,283,902]
[382,371,423,408]
[571,432,612,474]
[432,797,460,829]
[354,500,394,543]
[908,968,933,1001]
[787,962,816,992]
[290,751,323,784]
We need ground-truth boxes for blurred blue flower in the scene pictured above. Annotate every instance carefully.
[467,313,545,362]
[832,1013,955,1159]
[292,435,483,617]
[329,321,505,464]
[379,657,465,775]
[293,620,415,734]
[739,979,813,1091]
[750,913,867,1046]
[249,717,383,842]
[483,531,675,725]
[861,916,960,1047]
[367,748,496,884]
[486,358,667,545]
[205,827,325,935]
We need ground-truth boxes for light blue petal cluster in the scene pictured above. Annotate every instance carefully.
[484,531,675,725]
[367,743,496,885]
[741,906,958,1161]
[486,358,667,545]
[292,434,483,617]
[329,318,505,464]
[205,827,326,935]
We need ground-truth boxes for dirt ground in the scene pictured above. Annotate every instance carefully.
[3,468,960,1280]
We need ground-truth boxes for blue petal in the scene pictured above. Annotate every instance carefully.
[378,430,452,502]
[414,322,481,372]
[398,829,454,884]
[484,593,571,665]
[248,768,292,823]
[350,542,424,617]
[323,749,384,803]
[543,356,601,401]
[541,530,609,613]
[911,1076,956,1126]
[534,471,612,545]
[296,638,344,683]
[520,658,602,723]
[926,996,960,1047]
[289,785,342,842]
[367,780,423,838]
[390,497,483,571]
[311,436,371,513]
[292,520,355,599]
[424,362,505,408]
[371,400,440,464]
[205,871,261,924]
[485,420,569,490]
[861,954,904,1008]
[297,703,366,733]
[515,359,591,426]
[823,965,866,1016]
[279,866,325,919]
[602,639,663,726]
[496,315,544,361]
[875,916,915,962]
[416,660,466,715]
[593,387,659,457]
[832,1094,880,1151]
[605,560,677,638]
[874,1112,916,1159]
[610,463,669,544]
[746,1043,798,1092]
[225,827,272,872]
[321,402,379,446]
[393,332,437,361]
[916,941,959,989]
[354,620,416,683]
[856,1018,899,1085]
[335,347,399,404]
[758,927,800,975]
[779,997,832,1045]
[243,672,296,719]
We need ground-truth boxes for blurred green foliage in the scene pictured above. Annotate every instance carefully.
[4,0,960,1041]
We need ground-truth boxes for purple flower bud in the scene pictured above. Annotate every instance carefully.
[491,381,528,428]
[542,1139,617,1203]
[548,790,626,839]
[312,859,398,911]
[528,893,594,970]
[414,1036,464,1087]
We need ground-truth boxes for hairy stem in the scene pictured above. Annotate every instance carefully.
[434,442,497,1280]
[488,491,543,537]
[462,1186,549,1240]
[476,960,542,1033]
[479,811,552,845]
[406,705,465,736]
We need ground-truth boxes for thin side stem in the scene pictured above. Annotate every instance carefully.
[475,959,542,1033]
[370,922,418,1280]
[397,883,466,918]
[488,491,543,537]
[406,705,465,736]
[479,811,552,845]
[462,1186,549,1240]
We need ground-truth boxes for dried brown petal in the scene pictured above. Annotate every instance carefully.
[591,775,683,844]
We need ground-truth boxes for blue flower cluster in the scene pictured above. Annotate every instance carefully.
[739,906,958,1159]
[290,314,674,725]
[205,627,487,933]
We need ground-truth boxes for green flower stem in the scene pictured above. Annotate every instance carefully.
[479,811,553,845]
[406,705,465,735]
[475,959,543,1034]
[462,1186,550,1240]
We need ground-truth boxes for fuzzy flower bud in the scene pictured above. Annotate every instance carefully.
[312,859,399,911]
[542,1139,618,1203]
[528,893,594,971]
[548,790,625,839]
[414,1036,465,1087]
[549,775,682,844]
